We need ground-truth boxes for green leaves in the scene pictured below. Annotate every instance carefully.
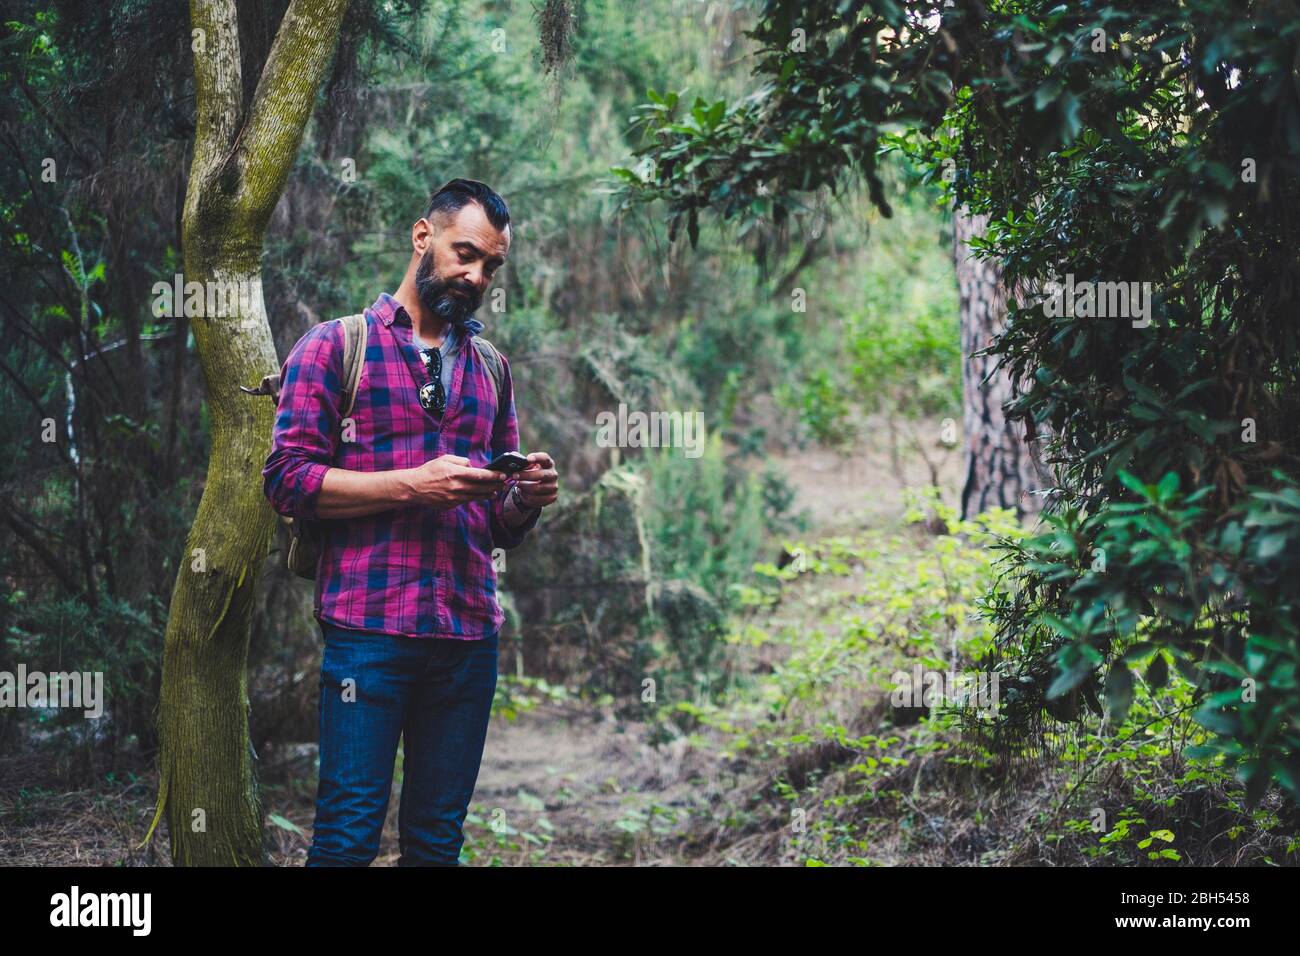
[267,813,306,837]
[1116,469,1180,505]
[1034,80,1063,111]
[1104,663,1135,724]
[1146,652,1169,690]
[613,0,1300,807]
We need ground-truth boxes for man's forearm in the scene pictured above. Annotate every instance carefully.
[314,466,415,519]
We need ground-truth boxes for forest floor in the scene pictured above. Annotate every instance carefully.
[444,420,974,866]
[0,415,958,866]
[4,417,1293,865]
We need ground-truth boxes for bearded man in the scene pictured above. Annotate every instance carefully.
[262,179,559,866]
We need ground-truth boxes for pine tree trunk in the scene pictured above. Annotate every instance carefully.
[953,206,1046,521]
[142,0,351,866]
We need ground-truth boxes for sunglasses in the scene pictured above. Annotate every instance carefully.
[417,346,447,415]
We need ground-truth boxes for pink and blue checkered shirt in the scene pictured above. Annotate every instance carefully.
[262,292,539,640]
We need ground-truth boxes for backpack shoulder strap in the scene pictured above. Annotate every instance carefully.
[337,313,367,419]
[241,312,367,409]
[471,335,505,407]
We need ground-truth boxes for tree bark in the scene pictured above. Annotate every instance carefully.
[141,0,351,866]
[953,206,1047,521]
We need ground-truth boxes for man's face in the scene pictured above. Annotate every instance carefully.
[414,201,510,327]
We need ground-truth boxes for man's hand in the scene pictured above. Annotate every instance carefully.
[511,451,559,511]
[406,454,506,508]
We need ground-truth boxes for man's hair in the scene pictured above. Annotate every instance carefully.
[423,178,510,233]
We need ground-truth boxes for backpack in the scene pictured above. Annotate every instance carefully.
[244,312,506,580]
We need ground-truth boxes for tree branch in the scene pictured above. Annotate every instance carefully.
[0,500,84,600]
[234,0,351,228]
[187,0,243,185]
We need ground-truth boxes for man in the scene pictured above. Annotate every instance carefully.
[262,179,559,866]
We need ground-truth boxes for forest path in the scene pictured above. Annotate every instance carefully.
[457,420,962,865]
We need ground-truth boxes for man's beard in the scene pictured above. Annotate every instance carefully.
[415,250,481,328]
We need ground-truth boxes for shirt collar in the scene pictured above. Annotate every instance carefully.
[370,291,484,337]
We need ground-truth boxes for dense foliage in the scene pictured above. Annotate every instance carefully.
[3,1,956,763]
[616,0,1300,803]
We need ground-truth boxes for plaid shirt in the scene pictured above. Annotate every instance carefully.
[262,292,540,640]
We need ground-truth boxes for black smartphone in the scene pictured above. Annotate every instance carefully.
[486,451,530,474]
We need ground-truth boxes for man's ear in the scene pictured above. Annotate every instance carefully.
[412,216,434,254]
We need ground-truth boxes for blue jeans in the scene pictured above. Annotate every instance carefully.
[306,622,499,866]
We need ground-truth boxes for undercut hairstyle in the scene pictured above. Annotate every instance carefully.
[423,178,510,233]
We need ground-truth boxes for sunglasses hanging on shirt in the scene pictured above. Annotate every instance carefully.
[418,346,447,415]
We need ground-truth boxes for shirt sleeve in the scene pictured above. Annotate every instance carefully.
[488,349,541,549]
[262,320,344,520]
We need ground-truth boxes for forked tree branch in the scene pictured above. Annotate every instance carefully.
[187,0,242,193]
[185,0,350,238]
[234,0,351,228]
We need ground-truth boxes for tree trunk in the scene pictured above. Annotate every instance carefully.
[953,206,1047,521]
[141,0,350,866]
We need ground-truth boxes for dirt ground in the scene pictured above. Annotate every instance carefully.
[435,416,965,865]
[769,416,963,534]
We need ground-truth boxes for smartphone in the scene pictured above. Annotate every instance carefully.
[485,451,530,474]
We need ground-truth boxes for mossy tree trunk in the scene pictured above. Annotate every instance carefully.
[142,0,351,866]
